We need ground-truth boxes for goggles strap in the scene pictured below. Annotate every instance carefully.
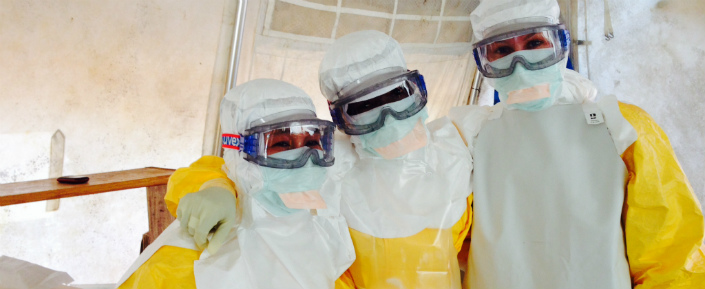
[223,133,259,158]
[242,134,259,156]
[222,134,241,150]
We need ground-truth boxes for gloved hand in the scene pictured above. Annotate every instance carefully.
[176,186,237,255]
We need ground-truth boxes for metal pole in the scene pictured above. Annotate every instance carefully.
[468,69,484,105]
[569,0,580,72]
[213,0,248,157]
[226,0,248,92]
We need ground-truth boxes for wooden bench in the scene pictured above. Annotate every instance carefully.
[0,167,176,252]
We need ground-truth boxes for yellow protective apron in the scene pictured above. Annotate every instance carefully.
[337,117,472,289]
[469,101,634,289]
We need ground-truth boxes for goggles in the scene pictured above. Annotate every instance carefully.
[329,67,428,135]
[473,24,570,78]
[223,112,335,169]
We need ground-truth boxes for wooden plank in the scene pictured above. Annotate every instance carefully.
[141,185,175,252]
[0,167,175,206]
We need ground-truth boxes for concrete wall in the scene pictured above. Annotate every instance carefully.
[582,0,705,205]
[0,0,225,283]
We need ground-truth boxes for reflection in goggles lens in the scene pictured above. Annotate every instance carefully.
[264,128,323,155]
[486,32,555,62]
[346,81,414,116]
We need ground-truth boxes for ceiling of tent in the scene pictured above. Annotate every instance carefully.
[232,0,482,123]
[264,0,480,46]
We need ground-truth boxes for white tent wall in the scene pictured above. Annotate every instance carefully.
[576,0,705,206]
[0,0,226,284]
[232,0,480,123]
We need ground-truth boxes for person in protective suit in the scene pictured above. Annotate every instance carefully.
[448,0,705,288]
[114,79,355,289]
[165,30,473,289]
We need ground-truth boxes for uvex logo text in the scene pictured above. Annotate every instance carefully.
[222,134,241,150]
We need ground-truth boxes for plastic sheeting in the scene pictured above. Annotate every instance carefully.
[232,0,480,122]
[577,0,705,207]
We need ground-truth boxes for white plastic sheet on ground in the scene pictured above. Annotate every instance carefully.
[0,255,74,289]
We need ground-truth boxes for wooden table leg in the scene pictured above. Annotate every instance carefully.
[141,185,175,252]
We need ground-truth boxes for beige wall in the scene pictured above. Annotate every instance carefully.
[0,0,225,283]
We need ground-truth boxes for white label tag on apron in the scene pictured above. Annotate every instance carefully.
[581,102,605,125]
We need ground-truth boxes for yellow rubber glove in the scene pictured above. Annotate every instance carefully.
[176,186,237,255]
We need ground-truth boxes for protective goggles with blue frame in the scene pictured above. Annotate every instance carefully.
[329,67,428,135]
[223,118,335,169]
[473,24,570,78]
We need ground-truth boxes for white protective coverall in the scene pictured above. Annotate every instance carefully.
[317,30,473,289]
[115,79,355,289]
[449,1,705,288]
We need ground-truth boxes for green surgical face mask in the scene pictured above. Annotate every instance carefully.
[493,55,564,112]
[253,148,328,217]
[356,108,429,158]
